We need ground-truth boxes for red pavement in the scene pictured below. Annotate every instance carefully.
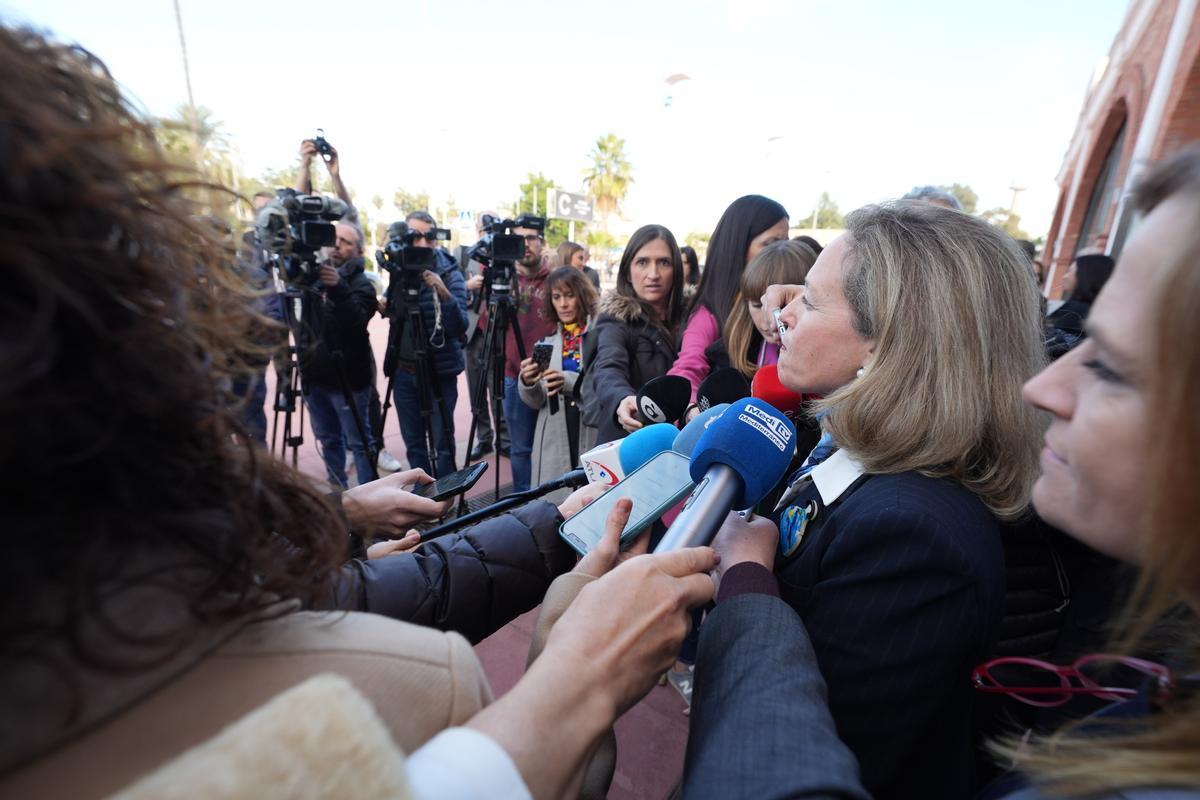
[263,315,692,799]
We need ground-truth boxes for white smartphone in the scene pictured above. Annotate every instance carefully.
[558,449,695,556]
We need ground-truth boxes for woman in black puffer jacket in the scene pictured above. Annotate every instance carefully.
[582,224,689,445]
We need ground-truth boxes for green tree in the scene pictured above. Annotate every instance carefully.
[940,183,979,214]
[980,207,1031,240]
[803,192,845,229]
[582,133,634,231]
[684,230,710,262]
[517,172,574,246]
[394,188,431,216]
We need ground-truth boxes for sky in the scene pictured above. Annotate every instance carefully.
[0,0,1130,240]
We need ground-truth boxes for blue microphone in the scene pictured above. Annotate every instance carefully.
[671,403,730,457]
[655,398,797,552]
[618,423,680,474]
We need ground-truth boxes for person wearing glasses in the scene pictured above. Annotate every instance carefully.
[691,201,1046,799]
[684,148,1200,799]
[382,210,470,478]
[486,220,557,491]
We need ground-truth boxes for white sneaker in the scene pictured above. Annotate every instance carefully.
[377,449,404,473]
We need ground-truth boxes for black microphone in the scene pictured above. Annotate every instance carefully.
[416,469,588,542]
[637,375,692,424]
[696,367,750,412]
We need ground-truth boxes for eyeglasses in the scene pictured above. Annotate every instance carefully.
[521,234,543,243]
[972,654,1173,708]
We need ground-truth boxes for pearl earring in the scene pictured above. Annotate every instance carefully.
[856,367,865,379]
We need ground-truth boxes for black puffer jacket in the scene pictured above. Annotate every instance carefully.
[581,293,678,445]
[335,500,574,644]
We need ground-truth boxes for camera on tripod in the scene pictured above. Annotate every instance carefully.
[255,188,348,286]
[375,221,451,293]
[467,213,545,267]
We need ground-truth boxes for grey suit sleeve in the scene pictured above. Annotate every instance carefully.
[683,593,870,800]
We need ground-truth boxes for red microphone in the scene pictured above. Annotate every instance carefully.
[751,364,812,421]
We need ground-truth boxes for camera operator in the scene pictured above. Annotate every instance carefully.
[483,221,556,492]
[384,211,470,477]
[298,220,379,487]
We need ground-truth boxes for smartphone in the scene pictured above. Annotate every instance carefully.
[559,450,694,556]
[532,342,554,371]
[411,462,488,501]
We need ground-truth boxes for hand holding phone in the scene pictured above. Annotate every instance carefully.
[559,450,694,556]
[411,462,488,502]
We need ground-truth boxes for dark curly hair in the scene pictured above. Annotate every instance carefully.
[0,26,347,715]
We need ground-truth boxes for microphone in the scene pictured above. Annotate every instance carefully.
[636,375,691,425]
[580,440,624,485]
[696,367,750,412]
[751,364,807,421]
[671,403,730,457]
[654,398,797,553]
[619,423,679,474]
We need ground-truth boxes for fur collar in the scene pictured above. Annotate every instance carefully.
[598,291,656,324]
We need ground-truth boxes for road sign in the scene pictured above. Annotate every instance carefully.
[547,189,594,223]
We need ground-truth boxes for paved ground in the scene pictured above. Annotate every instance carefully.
[266,315,692,799]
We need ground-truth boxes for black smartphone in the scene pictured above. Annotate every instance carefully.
[532,342,554,371]
[411,462,488,501]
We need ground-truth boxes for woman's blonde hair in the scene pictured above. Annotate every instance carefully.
[997,146,1200,795]
[817,202,1046,520]
[725,239,817,377]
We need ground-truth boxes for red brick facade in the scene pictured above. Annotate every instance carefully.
[1043,0,1200,297]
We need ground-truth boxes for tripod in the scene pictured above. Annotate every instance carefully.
[275,254,379,487]
[460,260,526,505]
[379,272,456,479]
[270,288,305,467]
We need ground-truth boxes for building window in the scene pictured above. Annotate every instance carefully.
[1075,119,1127,255]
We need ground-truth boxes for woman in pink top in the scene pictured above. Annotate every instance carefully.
[668,195,789,401]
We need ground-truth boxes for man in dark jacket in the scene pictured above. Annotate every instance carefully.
[385,211,470,477]
[299,220,379,488]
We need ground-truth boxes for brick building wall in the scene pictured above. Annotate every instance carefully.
[1042,0,1199,298]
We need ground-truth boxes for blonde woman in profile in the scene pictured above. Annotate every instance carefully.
[702,201,1047,800]
[684,147,1200,800]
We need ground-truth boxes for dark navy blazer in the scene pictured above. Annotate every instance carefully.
[772,452,1006,799]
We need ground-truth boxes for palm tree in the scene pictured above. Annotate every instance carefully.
[583,133,633,231]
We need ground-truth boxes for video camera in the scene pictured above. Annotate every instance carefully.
[375,220,451,293]
[467,213,545,268]
[255,188,348,286]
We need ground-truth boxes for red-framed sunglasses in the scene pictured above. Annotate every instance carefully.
[972,654,1173,708]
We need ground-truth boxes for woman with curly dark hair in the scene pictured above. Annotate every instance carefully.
[0,26,716,798]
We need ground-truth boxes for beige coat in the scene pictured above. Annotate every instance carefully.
[0,611,490,799]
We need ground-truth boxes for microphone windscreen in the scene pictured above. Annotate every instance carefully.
[751,364,806,421]
[671,403,730,457]
[697,367,750,412]
[636,375,692,425]
[580,440,624,485]
[690,397,797,508]
[619,423,680,474]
